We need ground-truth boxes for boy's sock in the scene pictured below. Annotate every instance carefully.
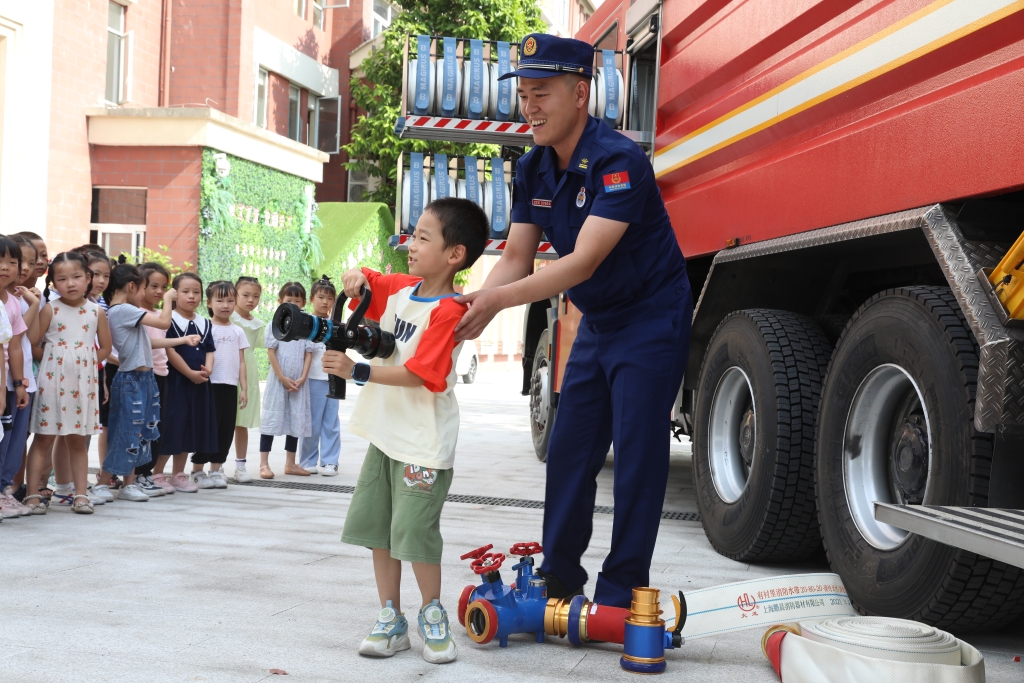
[418,600,457,664]
[235,459,246,464]
[358,600,411,658]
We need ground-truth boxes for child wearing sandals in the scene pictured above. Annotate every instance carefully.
[23,252,111,514]
[93,260,200,501]
[258,282,313,479]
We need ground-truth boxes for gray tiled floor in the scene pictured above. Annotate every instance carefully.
[1,368,1021,682]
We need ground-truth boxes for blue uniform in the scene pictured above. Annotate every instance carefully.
[512,115,693,608]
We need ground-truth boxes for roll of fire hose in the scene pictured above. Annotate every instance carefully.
[762,617,984,683]
[668,573,983,683]
[460,61,491,119]
[401,167,429,233]
[434,57,462,117]
[407,59,436,115]
[588,66,624,126]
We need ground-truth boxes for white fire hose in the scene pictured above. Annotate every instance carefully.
[671,573,984,682]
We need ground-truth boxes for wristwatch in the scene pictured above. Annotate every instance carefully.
[11,379,26,388]
[351,362,371,386]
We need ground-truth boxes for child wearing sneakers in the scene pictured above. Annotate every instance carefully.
[322,197,489,664]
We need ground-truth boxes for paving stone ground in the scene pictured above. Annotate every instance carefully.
[2,367,1022,682]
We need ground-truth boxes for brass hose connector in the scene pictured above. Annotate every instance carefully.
[626,587,664,627]
[545,597,590,637]
[760,623,801,660]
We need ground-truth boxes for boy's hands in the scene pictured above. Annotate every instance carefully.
[342,269,369,299]
[322,350,354,378]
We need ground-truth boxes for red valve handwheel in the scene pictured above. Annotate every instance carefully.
[509,542,543,556]
[460,544,493,561]
[470,552,506,574]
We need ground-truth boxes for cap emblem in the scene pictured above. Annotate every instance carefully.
[523,36,537,56]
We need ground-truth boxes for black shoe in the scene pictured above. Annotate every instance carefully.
[536,568,585,599]
[12,484,26,502]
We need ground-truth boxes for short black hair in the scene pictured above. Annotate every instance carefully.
[278,281,307,302]
[139,261,170,284]
[0,236,22,271]
[311,274,337,299]
[105,261,145,303]
[424,197,490,270]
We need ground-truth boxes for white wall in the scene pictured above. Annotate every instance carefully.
[0,1,54,238]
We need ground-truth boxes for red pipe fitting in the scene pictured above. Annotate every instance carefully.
[584,603,630,644]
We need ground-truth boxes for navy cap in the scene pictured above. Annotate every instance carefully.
[499,33,594,81]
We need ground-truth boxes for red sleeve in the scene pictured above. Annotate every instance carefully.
[348,268,422,321]
[404,298,467,393]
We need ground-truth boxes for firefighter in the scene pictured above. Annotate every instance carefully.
[454,33,693,609]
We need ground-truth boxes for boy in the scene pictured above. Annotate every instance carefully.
[323,197,489,664]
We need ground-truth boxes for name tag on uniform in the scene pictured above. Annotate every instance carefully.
[532,198,552,208]
[603,171,631,193]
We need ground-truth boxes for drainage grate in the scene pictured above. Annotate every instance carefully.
[231,478,701,522]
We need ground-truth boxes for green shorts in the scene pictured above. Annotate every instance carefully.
[341,444,453,564]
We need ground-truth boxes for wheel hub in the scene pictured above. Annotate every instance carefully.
[739,408,755,468]
[890,415,928,504]
[530,360,550,429]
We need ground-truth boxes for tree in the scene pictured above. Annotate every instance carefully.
[344,0,545,207]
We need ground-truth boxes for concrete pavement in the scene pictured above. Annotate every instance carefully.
[1,367,1021,682]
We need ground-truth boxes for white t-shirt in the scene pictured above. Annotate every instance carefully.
[347,269,466,471]
[209,322,249,385]
[11,297,36,392]
[308,343,328,381]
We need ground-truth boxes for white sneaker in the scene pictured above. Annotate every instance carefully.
[320,464,339,477]
[302,463,319,474]
[119,484,150,502]
[190,471,215,489]
[85,486,107,505]
[136,475,166,497]
[91,484,115,502]
[208,471,228,488]
[358,601,411,658]
[233,463,253,483]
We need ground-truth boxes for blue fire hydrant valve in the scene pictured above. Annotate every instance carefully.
[459,542,548,648]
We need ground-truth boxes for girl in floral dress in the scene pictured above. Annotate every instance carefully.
[23,252,111,514]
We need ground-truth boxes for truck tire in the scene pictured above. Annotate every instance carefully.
[693,310,831,562]
[530,330,555,462]
[816,286,1024,631]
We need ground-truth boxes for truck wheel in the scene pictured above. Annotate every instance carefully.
[816,286,1024,631]
[693,310,831,561]
[530,330,555,462]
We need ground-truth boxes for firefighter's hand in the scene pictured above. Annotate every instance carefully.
[342,269,368,299]
[322,350,354,378]
[454,288,508,342]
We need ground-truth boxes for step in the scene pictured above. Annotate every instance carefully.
[874,503,1024,568]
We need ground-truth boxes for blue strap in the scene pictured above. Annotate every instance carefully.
[602,49,618,127]
[464,156,480,206]
[409,152,424,232]
[434,154,449,199]
[469,39,484,119]
[490,158,507,238]
[414,35,431,115]
[441,37,457,117]
[496,41,512,121]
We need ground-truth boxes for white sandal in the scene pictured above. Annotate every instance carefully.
[22,494,48,515]
[71,494,94,515]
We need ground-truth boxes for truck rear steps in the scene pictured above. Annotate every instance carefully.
[874,503,1024,569]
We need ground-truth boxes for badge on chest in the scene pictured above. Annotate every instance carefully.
[576,186,586,208]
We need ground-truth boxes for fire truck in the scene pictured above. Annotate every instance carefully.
[390,0,1024,631]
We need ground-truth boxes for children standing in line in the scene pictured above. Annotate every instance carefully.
[230,276,264,483]
[259,282,312,479]
[299,276,341,477]
[161,273,217,493]
[23,252,111,514]
[190,281,248,489]
[0,237,33,518]
[94,260,200,502]
[3,237,41,509]
[133,262,176,496]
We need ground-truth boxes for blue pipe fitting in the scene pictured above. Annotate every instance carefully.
[566,594,588,646]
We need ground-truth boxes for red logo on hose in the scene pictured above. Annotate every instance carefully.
[737,593,758,612]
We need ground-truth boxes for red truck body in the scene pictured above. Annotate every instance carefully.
[578,0,1024,258]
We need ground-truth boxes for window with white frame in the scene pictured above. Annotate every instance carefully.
[294,0,307,19]
[254,68,268,128]
[105,2,133,104]
[288,84,302,141]
[313,1,324,30]
[307,95,318,146]
[372,0,394,38]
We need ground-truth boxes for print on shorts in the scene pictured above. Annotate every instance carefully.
[403,464,438,492]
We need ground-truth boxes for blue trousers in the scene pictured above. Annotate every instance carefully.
[0,391,32,491]
[300,379,341,468]
[540,296,692,608]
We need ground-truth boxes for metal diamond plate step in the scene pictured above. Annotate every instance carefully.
[874,503,1024,568]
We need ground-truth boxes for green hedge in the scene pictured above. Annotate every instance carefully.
[197,148,320,379]
[313,202,408,285]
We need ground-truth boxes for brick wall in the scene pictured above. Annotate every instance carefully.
[267,71,293,139]
[318,0,369,202]
[94,188,147,225]
[169,0,233,113]
[256,0,331,62]
[90,146,203,268]
[48,0,163,252]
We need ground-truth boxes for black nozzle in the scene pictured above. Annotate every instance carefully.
[272,303,334,344]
